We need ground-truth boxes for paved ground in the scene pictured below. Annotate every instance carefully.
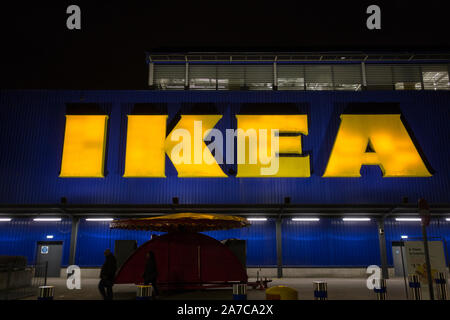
[21,277,415,300]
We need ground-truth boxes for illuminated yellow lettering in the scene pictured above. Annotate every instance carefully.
[236,115,310,177]
[165,115,227,177]
[323,114,432,177]
[60,115,108,178]
[123,115,167,177]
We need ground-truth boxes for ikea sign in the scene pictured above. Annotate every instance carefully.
[59,113,431,178]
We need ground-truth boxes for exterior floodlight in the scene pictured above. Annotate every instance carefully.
[401,235,408,239]
[445,218,450,222]
[247,218,268,221]
[395,218,421,222]
[33,218,62,222]
[342,218,371,221]
[85,218,114,222]
[292,218,320,221]
[46,235,54,239]
[0,218,12,222]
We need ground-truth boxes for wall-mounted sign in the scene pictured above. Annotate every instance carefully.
[41,246,49,255]
[59,113,431,178]
[404,241,447,300]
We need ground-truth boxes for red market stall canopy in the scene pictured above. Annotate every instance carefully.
[109,213,250,233]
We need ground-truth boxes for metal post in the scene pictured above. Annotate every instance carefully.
[313,281,328,300]
[374,279,387,300]
[44,261,48,287]
[377,218,389,279]
[69,217,79,266]
[276,217,283,278]
[184,61,189,90]
[421,223,435,300]
[148,62,154,88]
[361,62,367,89]
[400,241,409,299]
[273,61,277,90]
[408,274,422,300]
[434,272,448,300]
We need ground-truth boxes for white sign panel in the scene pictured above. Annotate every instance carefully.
[404,241,447,299]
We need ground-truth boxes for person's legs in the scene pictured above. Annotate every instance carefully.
[98,280,107,300]
[151,277,159,296]
[105,285,113,300]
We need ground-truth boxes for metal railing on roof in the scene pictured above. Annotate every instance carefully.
[147,52,450,64]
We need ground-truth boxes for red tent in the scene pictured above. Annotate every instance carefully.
[112,214,250,289]
[114,232,248,289]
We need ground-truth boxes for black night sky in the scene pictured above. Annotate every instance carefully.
[0,1,449,89]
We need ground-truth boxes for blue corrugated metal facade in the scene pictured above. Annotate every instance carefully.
[0,90,449,205]
[282,219,381,266]
[1,218,449,267]
[0,218,72,265]
[0,89,449,267]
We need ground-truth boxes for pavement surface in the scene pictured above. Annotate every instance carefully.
[20,277,418,300]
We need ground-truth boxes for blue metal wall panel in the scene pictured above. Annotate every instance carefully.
[0,90,448,205]
[2,218,450,267]
[384,218,450,266]
[0,218,72,266]
[75,220,161,266]
[282,218,381,266]
[203,219,277,266]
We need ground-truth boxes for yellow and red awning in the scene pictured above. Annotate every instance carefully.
[110,213,250,233]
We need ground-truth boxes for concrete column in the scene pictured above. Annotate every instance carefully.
[69,217,80,266]
[377,217,389,279]
[276,217,283,278]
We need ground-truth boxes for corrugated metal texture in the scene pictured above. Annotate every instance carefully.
[282,218,380,266]
[75,220,161,266]
[203,220,277,266]
[0,218,72,265]
[384,218,450,265]
[0,90,449,205]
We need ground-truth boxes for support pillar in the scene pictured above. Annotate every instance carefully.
[377,217,389,279]
[69,217,80,266]
[276,217,283,278]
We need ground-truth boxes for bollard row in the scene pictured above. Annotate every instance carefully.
[233,283,247,300]
[374,279,387,300]
[136,285,153,300]
[37,286,55,300]
[434,272,448,300]
[408,274,422,300]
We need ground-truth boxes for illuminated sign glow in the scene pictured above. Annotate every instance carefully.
[323,114,431,177]
[60,113,432,178]
[60,115,108,178]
